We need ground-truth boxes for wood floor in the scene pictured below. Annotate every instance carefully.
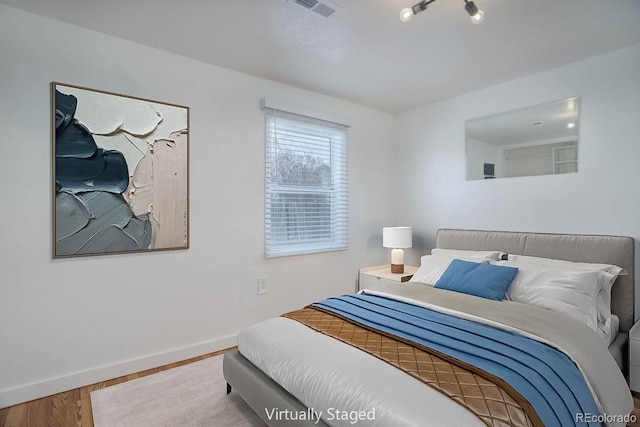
[629,395,640,427]
[1,351,639,426]
[0,348,230,427]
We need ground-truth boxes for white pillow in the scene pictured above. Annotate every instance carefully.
[410,255,491,286]
[496,260,617,344]
[432,248,504,261]
[505,254,625,342]
[506,254,628,276]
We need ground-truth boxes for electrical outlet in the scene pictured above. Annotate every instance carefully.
[257,277,268,295]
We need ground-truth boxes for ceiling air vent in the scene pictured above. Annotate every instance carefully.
[288,0,339,18]
[295,0,319,9]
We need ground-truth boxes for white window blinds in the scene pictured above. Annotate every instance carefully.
[265,109,348,257]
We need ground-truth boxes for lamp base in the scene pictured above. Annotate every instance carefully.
[391,263,404,274]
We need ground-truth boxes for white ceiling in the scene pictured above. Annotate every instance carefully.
[3,0,640,113]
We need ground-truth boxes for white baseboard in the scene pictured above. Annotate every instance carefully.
[0,333,238,409]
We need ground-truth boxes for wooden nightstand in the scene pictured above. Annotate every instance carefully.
[358,264,418,292]
[630,321,640,392]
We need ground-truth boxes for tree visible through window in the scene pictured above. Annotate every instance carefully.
[265,110,348,257]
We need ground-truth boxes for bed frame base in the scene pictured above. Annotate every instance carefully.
[223,349,329,427]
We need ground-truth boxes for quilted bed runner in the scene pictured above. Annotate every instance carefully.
[283,294,600,427]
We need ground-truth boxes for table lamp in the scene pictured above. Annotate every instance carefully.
[383,227,412,274]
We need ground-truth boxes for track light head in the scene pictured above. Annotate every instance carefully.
[400,1,431,22]
[399,7,414,22]
[464,0,485,24]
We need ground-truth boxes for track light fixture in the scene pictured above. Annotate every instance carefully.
[400,0,484,24]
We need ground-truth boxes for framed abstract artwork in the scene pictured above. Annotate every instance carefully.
[52,82,189,258]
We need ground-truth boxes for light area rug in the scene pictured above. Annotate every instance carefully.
[91,354,265,427]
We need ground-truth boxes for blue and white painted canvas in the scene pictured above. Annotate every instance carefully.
[52,83,189,258]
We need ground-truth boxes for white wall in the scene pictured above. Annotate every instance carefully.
[0,5,395,407]
[394,43,640,308]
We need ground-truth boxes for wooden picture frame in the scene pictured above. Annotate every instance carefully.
[52,82,189,258]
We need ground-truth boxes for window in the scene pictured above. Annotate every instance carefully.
[265,109,348,257]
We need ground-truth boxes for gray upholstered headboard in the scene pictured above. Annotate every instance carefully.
[436,229,636,332]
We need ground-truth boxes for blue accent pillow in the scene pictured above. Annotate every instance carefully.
[435,259,518,301]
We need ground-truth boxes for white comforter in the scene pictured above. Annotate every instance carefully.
[237,283,633,427]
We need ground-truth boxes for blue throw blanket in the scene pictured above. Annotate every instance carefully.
[312,294,600,427]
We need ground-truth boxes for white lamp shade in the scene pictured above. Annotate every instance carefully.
[383,227,412,249]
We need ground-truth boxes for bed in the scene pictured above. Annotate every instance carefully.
[223,229,635,427]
